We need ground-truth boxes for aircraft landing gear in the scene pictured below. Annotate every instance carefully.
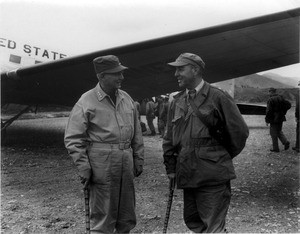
[1,106,31,142]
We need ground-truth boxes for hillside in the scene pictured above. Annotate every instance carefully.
[234,74,299,103]
[263,72,300,87]
[235,74,294,89]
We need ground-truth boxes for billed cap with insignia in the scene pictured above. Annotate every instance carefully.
[168,53,205,69]
[93,55,128,74]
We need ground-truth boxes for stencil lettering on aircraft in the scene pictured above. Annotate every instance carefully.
[0,37,67,60]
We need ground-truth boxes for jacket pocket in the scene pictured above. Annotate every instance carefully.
[197,146,227,162]
[196,146,234,183]
[177,146,232,188]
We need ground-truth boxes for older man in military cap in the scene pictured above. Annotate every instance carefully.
[65,55,144,233]
[162,53,249,233]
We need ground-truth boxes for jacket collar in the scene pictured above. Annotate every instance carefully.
[174,90,188,111]
[94,83,124,103]
[185,79,204,95]
[175,81,210,109]
[193,81,210,108]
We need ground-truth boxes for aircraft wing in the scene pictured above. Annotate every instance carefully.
[1,8,299,109]
[236,103,267,115]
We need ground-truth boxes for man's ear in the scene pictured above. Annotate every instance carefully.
[97,73,105,80]
[191,66,198,75]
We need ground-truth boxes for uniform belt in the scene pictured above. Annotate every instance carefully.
[90,142,131,150]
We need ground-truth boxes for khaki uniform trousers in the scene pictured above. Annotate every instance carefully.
[88,143,136,233]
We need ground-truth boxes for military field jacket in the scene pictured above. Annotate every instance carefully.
[265,94,287,124]
[162,81,249,188]
[64,83,144,179]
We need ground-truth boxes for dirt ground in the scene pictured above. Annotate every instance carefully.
[1,109,299,233]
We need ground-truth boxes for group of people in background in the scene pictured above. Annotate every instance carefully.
[135,95,169,137]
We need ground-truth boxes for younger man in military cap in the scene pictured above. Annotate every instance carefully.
[65,55,144,233]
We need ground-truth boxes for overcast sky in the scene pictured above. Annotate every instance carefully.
[1,0,300,78]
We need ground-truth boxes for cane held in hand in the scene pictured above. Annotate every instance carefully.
[163,177,175,233]
[84,180,90,234]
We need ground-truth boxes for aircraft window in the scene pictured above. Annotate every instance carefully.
[9,54,21,64]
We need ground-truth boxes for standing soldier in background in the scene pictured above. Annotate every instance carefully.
[134,100,141,121]
[293,89,299,152]
[265,87,290,152]
[146,98,156,136]
[158,95,169,138]
[156,96,164,136]
[163,53,248,233]
[64,55,144,233]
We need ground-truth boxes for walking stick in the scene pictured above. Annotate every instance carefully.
[84,182,90,234]
[163,177,175,233]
